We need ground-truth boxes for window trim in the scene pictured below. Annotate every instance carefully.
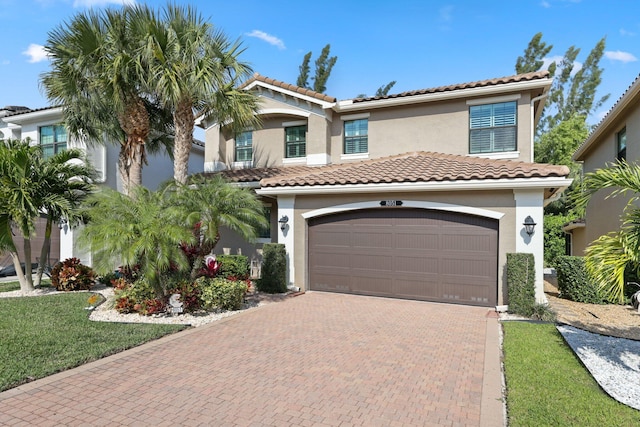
[284,125,307,159]
[343,118,369,155]
[234,130,253,163]
[468,101,517,154]
[617,127,627,162]
[39,124,67,158]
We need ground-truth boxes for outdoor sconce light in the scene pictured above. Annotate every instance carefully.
[523,215,537,236]
[279,215,289,232]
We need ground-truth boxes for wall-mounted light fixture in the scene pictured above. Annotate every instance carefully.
[278,215,289,232]
[57,218,67,230]
[523,215,537,236]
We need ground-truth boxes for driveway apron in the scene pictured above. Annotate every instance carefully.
[0,292,503,426]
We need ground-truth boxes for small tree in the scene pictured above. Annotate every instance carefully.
[295,43,337,94]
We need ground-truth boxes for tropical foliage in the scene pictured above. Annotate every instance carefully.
[0,139,94,292]
[574,160,640,303]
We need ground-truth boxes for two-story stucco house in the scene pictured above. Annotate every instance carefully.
[200,71,572,309]
[0,105,204,267]
[565,74,640,256]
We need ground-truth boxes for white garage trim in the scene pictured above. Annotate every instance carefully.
[302,200,505,220]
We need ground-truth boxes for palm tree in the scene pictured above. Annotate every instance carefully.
[166,175,268,277]
[139,4,260,184]
[79,186,195,296]
[0,140,95,292]
[33,149,96,286]
[41,7,168,196]
[575,160,640,303]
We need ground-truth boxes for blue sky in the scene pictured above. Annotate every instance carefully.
[2,0,639,126]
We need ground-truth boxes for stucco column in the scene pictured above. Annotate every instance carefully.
[277,195,296,288]
[513,189,545,303]
[59,225,92,266]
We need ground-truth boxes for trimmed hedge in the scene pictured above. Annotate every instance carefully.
[216,255,250,280]
[197,277,248,311]
[257,243,287,293]
[506,253,536,316]
[556,255,602,304]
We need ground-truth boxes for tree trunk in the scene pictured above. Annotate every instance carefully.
[9,251,29,292]
[173,101,195,185]
[20,237,34,292]
[34,216,53,287]
[117,95,149,196]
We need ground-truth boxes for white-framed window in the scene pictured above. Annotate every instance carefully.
[617,127,627,161]
[39,124,67,158]
[469,101,517,154]
[285,125,306,158]
[344,118,368,154]
[235,131,253,162]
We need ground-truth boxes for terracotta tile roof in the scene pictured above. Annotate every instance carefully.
[241,73,337,104]
[353,71,551,103]
[202,165,317,184]
[258,152,569,188]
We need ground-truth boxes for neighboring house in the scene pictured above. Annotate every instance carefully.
[0,105,204,267]
[566,74,640,256]
[200,71,572,309]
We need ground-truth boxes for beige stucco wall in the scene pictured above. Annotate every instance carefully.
[286,190,517,306]
[204,89,537,170]
[575,105,640,254]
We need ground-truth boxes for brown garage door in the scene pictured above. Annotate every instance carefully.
[308,208,498,306]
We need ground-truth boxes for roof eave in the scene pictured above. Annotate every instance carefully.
[336,79,552,112]
[574,76,640,161]
[1,106,63,124]
[256,176,573,197]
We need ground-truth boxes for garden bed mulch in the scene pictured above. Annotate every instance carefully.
[544,281,640,341]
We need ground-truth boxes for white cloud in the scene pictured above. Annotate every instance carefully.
[605,50,638,63]
[73,0,134,7]
[22,44,49,63]
[620,28,636,37]
[540,1,551,8]
[1,60,9,65]
[246,30,285,50]
[439,5,453,22]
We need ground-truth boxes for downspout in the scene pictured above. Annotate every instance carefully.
[530,93,548,163]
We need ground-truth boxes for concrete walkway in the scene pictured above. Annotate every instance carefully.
[0,292,503,426]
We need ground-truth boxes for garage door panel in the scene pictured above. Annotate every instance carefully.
[309,208,497,307]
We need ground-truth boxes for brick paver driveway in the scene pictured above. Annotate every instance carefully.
[0,292,503,426]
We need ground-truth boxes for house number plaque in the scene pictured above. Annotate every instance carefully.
[380,200,403,207]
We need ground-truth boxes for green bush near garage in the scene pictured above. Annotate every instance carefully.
[506,253,536,316]
[257,243,287,294]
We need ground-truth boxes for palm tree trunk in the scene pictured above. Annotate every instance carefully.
[34,217,53,287]
[9,251,29,292]
[21,237,34,292]
[117,95,149,195]
[173,101,195,185]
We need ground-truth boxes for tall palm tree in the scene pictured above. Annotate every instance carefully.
[575,160,640,303]
[0,140,95,292]
[166,175,268,277]
[139,4,260,184]
[79,186,195,296]
[41,7,169,196]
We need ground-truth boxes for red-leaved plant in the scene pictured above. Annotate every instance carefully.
[51,258,95,291]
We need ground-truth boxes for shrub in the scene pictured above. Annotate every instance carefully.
[216,255,250,280]
[257,243,287,293]
[506,253,536,316]
[168,280,201,312]
[197,277,248,311]
[113,278,157,314]
[543,214,573,268]
[530,303,557,322]
[51,257,95,291]
[97,271,119,286]
[556,256,602,304]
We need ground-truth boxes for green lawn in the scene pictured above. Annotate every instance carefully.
[502,322,640,426]
[0,279,51,293]
[0,292,185,392]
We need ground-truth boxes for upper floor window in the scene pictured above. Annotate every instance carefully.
[617,127,627,161]
[285,125,306,158]
[469,101,517,154]
[235,131,253,162]
[40,124,67,158]
[344,119,368,154]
